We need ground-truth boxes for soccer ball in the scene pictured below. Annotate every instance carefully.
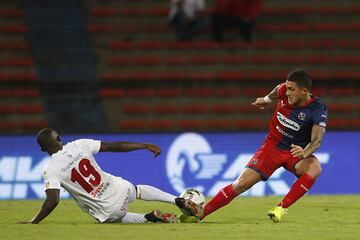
[178,188,205,223]
[179,188,205,207]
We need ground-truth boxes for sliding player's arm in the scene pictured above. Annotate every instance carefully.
[251,84,281,109]
[18,189,60,224]
[99,142,161,157]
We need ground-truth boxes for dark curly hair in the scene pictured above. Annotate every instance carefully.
[287,68,312,89]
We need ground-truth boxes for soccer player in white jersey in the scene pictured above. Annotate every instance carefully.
[18,128,202,224]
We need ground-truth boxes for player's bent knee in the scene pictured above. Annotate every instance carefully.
[308,161,322,179]
[232,178,252,194]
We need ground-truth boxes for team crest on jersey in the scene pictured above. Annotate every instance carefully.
[298,112,306,121]
[251,158,258,164]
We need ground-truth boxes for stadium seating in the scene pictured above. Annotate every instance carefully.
[91,0,359,132]
[0,2,47,134]
[329,119,360,129]
[89,6,360,17]
[0,104,44,114]
[0,88,39,98]
[106,55,360,67]
[100,70,360,82]
[100,87,359,98]
[0,24,28,33]
[0,58,34,67]
[0,120,48,131]
[0,41,29,50]
[122,103,276,115]
[0,72,38,81]
[108,40,360,50]
[0,8,24,17]
[88,22,360,34]
[2,0,359,133]
[328,104,360,113]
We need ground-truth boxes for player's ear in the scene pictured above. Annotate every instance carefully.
[302,87,309,95]
[40,145,46,152]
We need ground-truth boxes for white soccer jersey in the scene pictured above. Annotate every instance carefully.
[43,139,132,222]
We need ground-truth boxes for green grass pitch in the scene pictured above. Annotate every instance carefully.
[1,195,359,240]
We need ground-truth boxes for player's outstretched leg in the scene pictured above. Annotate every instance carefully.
[144,210,178,223]
[136,185,177,204]
[200,168,261,220]
[119,212,148,223]
[136,185,204,220]
[200,184,237,220]
[117,211,178,224]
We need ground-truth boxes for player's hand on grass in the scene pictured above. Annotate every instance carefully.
[251,98,268,110]
[290,144,305,159]
[145,144,161,157]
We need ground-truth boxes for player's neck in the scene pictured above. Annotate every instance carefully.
[297,93,312,107]
[48,145,63,156]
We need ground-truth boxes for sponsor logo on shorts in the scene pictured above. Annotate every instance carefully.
[120,188,131,211]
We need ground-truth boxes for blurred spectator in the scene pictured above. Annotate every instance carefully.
[212,0,261,42]
[169,0,208,41]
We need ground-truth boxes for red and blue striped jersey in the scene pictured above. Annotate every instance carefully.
[266,83,328,150]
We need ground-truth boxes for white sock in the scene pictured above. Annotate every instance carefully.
[121,212,147,223]
[136,185,176,204]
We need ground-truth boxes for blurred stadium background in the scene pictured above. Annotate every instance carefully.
[0,0,359,134]
[0,0,359,201]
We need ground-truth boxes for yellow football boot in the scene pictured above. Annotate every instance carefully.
[267,206,288,223]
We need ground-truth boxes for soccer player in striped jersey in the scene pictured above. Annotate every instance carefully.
[184,68,328,223]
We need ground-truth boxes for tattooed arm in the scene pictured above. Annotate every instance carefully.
[291,125,326,159]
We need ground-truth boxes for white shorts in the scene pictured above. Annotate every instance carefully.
[101,177,136,223]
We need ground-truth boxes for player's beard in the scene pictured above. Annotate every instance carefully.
[287,96,297,106]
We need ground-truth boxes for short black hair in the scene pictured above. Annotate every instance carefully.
[37,128,57,151]
[287,68,312,89]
